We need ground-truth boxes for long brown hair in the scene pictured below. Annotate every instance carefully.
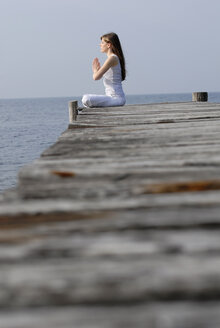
[101,32,126,81]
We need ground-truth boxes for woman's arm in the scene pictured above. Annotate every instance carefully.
[92,56,118,80]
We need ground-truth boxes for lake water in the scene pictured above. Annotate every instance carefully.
[1,92,220,192]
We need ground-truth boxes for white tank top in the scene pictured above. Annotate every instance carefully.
[103,54,125,98]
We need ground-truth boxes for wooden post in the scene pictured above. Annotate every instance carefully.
[69,101,78,122]
[192,92,208,102]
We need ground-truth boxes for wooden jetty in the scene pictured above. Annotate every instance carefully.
[0,101,220,327]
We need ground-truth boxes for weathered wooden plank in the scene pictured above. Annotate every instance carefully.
[17,175,220,200]
[0,229,220,262]
[1,199,220,228]
[77,102,220,113]
[0,255,220,307]
[1,191,220,216]
[0,303,220,328]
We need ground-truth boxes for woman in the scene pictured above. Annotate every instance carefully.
[82,32,126,108]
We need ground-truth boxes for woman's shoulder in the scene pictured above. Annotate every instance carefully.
[104,54,118,67]
[109,54,119,65]
[110,54,119,60]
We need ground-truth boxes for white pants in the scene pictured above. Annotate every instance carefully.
[82,94,126,108]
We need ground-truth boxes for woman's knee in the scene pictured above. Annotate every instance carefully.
[82,94,92,107]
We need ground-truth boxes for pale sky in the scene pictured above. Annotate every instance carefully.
[1,0,220,99]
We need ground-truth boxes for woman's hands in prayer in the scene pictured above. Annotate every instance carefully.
[92,57,101,73]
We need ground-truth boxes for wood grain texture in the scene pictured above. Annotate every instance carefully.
[0,102,220,327]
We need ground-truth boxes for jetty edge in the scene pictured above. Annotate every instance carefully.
[0,100,220,327]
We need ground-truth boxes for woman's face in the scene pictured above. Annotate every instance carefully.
[100,39,110,53]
